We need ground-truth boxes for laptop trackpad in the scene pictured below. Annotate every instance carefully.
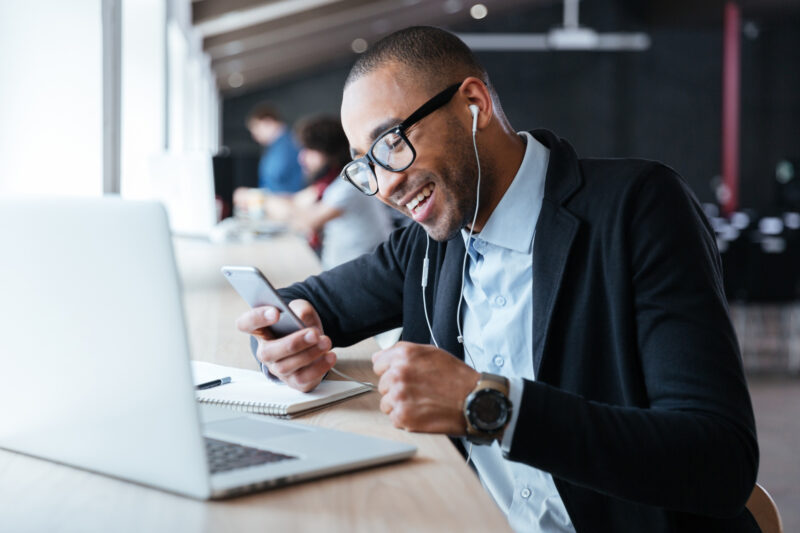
[205,417,309,441]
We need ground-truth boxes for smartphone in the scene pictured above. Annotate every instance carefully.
[220,265,305,337]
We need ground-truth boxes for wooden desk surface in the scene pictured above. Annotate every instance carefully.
[0,235,510,533]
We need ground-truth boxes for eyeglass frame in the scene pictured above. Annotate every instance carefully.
[340,81,463,196]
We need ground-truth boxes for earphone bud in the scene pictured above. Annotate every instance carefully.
[469,104,479,133]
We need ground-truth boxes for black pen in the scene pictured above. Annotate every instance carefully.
[195,377,232,390]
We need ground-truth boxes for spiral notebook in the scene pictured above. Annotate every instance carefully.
[191,361,372,418]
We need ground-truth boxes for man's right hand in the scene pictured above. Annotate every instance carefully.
[235,299,336,392]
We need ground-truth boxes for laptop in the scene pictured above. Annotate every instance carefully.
[0,196,415,499]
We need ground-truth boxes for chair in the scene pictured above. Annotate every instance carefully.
[746,483,783,533]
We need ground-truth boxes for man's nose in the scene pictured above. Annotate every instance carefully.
[375,165,406,203]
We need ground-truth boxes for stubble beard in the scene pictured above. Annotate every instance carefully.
[424,121,486,242]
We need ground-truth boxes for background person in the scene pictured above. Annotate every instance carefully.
[233,104,305,213]
[263,115,394,270]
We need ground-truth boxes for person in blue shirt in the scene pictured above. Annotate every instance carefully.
[233,104,305,212]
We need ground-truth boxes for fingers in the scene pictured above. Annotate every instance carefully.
[379,390,393,415]
[372,342,477,434]
[372,341,412,376]
[256,328,331,366]
[283,352,337,393]
[371,344,396,376]
[263,338,332,376]
[234,297,332,392]
[236,306,280,338]
[255,330,334,392]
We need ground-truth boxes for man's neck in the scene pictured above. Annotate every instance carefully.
[469,129,527,233]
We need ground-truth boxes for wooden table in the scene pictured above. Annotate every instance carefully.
[0,235,511,533]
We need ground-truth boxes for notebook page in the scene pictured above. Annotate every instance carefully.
[191,361,370,415]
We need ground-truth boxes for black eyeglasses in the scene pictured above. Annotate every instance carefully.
[340,82,462,196]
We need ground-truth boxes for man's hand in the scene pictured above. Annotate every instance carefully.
[372,342,480,434]
[236,299,336,392]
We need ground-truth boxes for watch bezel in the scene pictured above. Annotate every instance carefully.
[465,387,512,433]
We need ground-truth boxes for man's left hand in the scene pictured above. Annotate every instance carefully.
[372,341,480,434]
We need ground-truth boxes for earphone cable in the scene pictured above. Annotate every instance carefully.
[422,235,440,348]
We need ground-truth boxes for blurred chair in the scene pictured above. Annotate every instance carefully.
[720,212,800,374]
[746,483,783,533]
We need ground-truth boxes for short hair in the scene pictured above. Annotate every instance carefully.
[246,103,281,124]
[345,26,491,93]
[293,115,350,168]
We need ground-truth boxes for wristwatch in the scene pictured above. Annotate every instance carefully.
[463,372,512,445]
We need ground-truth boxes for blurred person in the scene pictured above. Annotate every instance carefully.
[233,104,305,212]
[264,115,393,270]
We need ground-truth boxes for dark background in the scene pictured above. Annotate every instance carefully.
[220,1,800,212]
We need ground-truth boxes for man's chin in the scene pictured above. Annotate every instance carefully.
[418,219,461,242]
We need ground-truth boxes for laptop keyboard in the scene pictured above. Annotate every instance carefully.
[204,437,297,474]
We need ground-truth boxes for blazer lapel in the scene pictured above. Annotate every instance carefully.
[529,129,583,378]
[431,237,467,361]
[531,201,579,377]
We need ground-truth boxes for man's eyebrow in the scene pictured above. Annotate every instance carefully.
[368,118,401,142]
[349,117,402,160]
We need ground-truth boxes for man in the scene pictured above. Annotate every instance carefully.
[262,115,394,270]
[236,27,759,532]
[233,105,304,211]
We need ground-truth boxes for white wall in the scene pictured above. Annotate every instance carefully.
[0,1,104,196]
[120,0,167,199]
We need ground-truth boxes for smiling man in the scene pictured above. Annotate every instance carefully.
[236,26,759,532]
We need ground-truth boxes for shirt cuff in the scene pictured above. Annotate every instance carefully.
[500,377,524,453]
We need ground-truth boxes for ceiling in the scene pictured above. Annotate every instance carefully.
[192,0,547,95]
[193,0,800,96]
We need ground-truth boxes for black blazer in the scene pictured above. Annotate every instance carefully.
[279,130,759,532]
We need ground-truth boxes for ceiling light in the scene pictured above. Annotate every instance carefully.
[227,72,244,88]
[351,38,368,54]
[458,0,650,52]
[470,4,488,20]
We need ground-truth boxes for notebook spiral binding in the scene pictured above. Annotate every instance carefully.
[199,397,289,417]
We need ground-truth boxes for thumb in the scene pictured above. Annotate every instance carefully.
[288,299,323,331]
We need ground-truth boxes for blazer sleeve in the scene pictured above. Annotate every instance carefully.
[504,165,758,517]
[276,224,418,346]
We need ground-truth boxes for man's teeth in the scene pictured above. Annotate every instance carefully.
[406,184,434,212]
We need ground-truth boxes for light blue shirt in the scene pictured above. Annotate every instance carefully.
[460,132,574,533]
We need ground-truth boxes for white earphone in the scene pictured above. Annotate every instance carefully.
[469,104,479,133]
[422,103,482,361]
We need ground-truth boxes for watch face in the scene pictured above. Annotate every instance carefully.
[468,389,509,432]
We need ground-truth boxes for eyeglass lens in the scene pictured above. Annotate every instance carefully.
[344,160,378,194]
[372,131,414,170]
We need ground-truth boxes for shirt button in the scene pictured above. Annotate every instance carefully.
[521,488,532,499]
[493,355,505,367]
[494,295,507,307]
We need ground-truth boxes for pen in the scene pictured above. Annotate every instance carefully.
[195,377,232,390]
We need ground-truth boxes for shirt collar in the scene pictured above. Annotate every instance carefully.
[462,131,550,254]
